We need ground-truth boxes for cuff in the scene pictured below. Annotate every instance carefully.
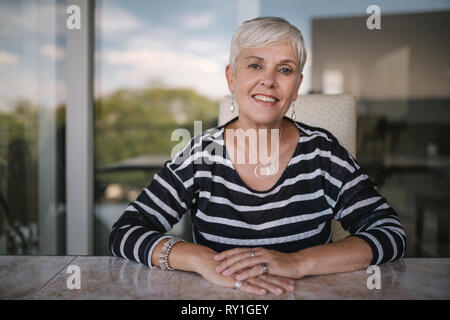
[353,232,383,265]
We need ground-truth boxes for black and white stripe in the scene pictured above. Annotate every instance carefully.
[109,116,406,267]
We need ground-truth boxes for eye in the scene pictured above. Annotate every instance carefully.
[278,67,292,75]
[248,64,262,70]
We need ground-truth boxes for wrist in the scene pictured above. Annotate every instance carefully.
[190,245,217,274]
[160,237,186,271]
[151,238,208,273]
[291,250,313,278]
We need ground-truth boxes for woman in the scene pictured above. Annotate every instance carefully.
[109,17,406,296]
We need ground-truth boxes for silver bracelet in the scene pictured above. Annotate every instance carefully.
[159,237,186,271]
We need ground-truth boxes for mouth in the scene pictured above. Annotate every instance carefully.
[251,94,280,106]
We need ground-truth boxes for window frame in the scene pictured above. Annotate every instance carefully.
[66,0,94,254]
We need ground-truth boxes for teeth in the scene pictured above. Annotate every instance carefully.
[253,95,277,102]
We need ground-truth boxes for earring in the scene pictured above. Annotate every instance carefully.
[230,94,235,113]
[291,102,296,121]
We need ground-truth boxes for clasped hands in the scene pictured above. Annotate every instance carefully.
[211,247,302,296]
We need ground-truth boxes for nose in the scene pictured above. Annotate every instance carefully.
[259,69,277,88]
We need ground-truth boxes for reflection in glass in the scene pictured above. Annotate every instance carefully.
[309,10,450,257]
[259,0,450,257]
[0,0,66,254]
[94,0,450,257]
[94,0,234,254]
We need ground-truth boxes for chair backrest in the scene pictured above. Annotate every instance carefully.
[219,93,357,157]
[218,93,357,241]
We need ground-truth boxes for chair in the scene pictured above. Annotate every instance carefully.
[218,93,357,242]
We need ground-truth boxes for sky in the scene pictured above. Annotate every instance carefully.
[1,0,449,108]
[95,0,450,99]
[95,0,235,98]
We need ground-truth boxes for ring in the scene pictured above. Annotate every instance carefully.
[251,250,255,257]
[234,281,242,290]
[261,263,269,275]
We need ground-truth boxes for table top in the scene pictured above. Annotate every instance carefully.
[0,256,449,300]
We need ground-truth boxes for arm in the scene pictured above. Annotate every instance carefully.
[214,236,372,280]
[291,236,372,277]
[151,238,294,296]
[108,159,193,269]
[215,197,401,281]
[215,141,406,280]
[301,141,406,273]
[150,240,244,289]
[109,157,292,295]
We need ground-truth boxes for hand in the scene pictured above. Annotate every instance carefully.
[192,246,291,296]
[214,247,303,281]
[238,273,295,296]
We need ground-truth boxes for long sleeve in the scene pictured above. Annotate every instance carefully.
[328,140,407,265]
[108,153,195,268]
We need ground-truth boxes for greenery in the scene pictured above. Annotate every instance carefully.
[94,86,219,168]
[1,85,220,202]
[0,86,220,253]
[0,99,65,254]
[94,86,219,190]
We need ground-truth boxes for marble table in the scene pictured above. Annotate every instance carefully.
[0,256,449,300]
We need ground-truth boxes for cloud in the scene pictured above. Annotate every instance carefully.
[97,3,144,34]
[124,27,178,50]
[103,48,228,98]
[178,11,215,30]
[182,38,228,56]
[0,51,19,65]
[96,6,230,98]
[0,1,66,37]
[40,45,65,60]
[0,70,65,109]
[107,49,220,73]
[100,22,231,99]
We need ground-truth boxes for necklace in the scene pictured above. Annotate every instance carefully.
[254,126,283,179]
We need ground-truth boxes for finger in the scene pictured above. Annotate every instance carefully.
[246,277,284,296]
[235,264,264,281]
[216,250,257,273]
[259,274,295,292]
[222,256,265,276]
[237,280,266,296]
[235,267,295,292]
[214,247,251,261]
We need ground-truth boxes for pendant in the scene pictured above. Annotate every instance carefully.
[254,164,275,179]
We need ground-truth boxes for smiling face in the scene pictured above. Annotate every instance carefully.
[226,42,303,127]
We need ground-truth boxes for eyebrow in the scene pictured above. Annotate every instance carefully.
[244,55,298,67]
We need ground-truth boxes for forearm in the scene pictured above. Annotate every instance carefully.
[153,241,298,296]
[293,236,373,278]
[151,238,216,273]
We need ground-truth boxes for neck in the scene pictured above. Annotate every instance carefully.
[235,114,284,133]
[227,115,284,166]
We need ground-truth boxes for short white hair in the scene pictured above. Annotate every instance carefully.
[229,16,307,74]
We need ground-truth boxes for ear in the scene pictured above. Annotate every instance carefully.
[291,73,303,101]
[225,64,235,94]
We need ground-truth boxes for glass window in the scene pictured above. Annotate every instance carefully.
[0,0,67,254]
[3,0,448,258]
[259,0,450,257]
[94,0,235,254]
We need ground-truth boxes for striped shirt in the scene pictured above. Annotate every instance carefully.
[109,116,406,267]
